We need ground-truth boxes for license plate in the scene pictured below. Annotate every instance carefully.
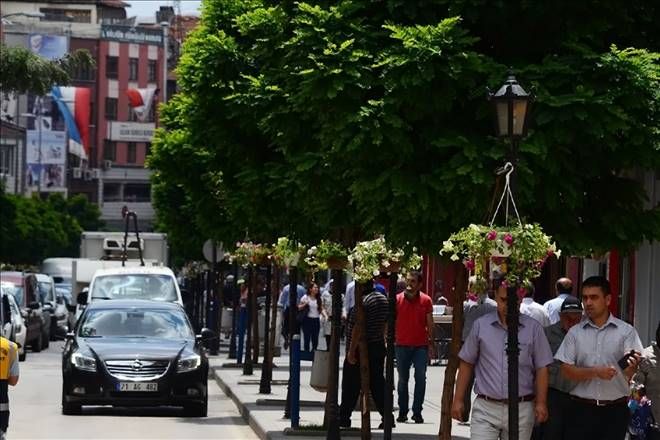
[117,382,158,392]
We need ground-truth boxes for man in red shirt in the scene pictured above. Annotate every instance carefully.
[395,270,434,424]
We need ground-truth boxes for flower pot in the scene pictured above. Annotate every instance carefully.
[326,257,348,270]
[489,242,512,258]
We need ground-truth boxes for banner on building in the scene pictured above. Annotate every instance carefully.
[27,33,69,60]
[107,121,155,142]
[101,25,163,45]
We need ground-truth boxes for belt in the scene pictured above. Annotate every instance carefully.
[477,394,535,404]
[570,395,628,407]
[0,403,8,411]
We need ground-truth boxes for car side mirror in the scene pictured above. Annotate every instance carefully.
[28,301,41,310]
[43,303,54,313]
[65,332,75,341]
[56,296,64,305]
[77,290,88,306]
[198,328,216,347]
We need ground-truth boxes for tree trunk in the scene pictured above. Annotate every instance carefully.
[438,263,468,440]
[268,266,279,365]
[323,268,343,439]
[355,282,371,440]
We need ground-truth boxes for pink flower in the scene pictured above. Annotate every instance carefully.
[500,280,509,289]
[504,233,514,245]
[517,287,527,300]
[486,230,498,241]
[464,259,476,270]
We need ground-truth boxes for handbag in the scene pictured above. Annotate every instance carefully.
[296,304,309,324]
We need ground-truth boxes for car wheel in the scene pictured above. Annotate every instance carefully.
[62,387,82,415]
[184,399,207,417]
[19,349,26,362]
[32,332,43,352]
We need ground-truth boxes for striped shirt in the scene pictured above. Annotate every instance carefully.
[346,291,389,351]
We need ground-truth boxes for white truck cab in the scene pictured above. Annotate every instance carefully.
[81,266,182,306]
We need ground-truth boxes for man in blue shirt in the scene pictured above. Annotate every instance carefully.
[279,282,306,347]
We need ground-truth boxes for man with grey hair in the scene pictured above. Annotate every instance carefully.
[543,277,573,325]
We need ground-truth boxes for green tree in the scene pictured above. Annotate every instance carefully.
[0,43,95,95]
[150,0,660,255]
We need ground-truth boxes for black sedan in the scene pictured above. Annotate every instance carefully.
[62,300,213,417]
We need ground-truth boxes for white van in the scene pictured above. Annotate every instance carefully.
[82,266,183,306]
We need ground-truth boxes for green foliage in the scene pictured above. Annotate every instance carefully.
[0,190,103,265]
[150,0,660,257]
[0,44,95,95]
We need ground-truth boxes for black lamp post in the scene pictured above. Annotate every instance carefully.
[489,72,531,440]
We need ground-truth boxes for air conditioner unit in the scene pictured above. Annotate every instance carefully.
[90,168,101,179]
[103,160,113,170]
[72,168,82,179]
[83,169,93,181]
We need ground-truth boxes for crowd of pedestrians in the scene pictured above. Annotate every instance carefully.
[232,270,658,440]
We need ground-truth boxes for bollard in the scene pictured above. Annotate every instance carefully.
[290,334,301,428]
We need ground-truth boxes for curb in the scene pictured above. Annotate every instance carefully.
[211,367,271,440]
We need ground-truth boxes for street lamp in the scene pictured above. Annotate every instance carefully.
[159,21,170,103]
[488,72,531,440]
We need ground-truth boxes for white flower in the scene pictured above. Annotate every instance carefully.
[555,249,562,258]
[450,254,460,261]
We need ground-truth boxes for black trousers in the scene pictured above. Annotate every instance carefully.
[566,398,629,440]
[535,388,572,440]
[339,342,386,422]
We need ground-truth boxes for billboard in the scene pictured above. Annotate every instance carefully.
[27,33,69,60]
[25,97,67,193]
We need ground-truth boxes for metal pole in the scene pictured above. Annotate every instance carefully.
[37,98,42,195]
[259,263,273,394]
[506,95,519,440]
[161,23,169,103]
[243,266,254,375]
[210,242,219,355]
[228,262,239,359]
[284,267,298,420]
[383,271,398,439]
[324,268,343,440]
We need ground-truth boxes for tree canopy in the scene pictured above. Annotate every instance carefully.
[149,0,660,257]
[0,43,95,95]
[0,189,104,265]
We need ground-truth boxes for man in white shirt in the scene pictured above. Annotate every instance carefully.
[543,278,573,325]
[520,283,550,327]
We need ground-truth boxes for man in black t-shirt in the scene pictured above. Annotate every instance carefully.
[339,284,391,429]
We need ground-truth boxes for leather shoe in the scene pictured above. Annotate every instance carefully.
[396,414,407,423]
[412,414,424,424]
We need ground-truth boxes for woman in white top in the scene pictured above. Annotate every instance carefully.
[298,282,325,352]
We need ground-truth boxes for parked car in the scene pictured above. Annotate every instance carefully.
[1,283,27,361]
[0,272,48,352]
[62,300,212,416]
[36,273,69,339]
[56,283,76,331]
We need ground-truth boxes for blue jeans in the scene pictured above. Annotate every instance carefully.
[395,345,427,417]
[236,307,248,363]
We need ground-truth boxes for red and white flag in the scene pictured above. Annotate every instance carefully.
[126,87,158,121]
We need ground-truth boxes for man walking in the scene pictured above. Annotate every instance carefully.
[339,282,391,428]
[555,276,643,440]
[543,277,573,325]
[541,295,583,440]
[0,336,20,440]
[451,279,554,439]
[520,284,550,327]
[395,271,434,424]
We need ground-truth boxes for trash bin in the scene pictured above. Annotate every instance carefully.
[310,349,330,392]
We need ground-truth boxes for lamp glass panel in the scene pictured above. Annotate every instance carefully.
[512,99,528,135]
[496,101,509,136]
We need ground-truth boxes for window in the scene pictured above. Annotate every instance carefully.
[40,8,91,23]
[124,183,151,202]
[103,183,121,202]
[127,143,137,163]
[129,59,138,81]
[145,143,152,157]
[106,56,118,79]
[73,63,94,81]
[148,60,157,82]
[105,97,117,120]
[0,144,14,174]
[103,140,116,161]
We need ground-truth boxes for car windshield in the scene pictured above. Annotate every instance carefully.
[2,284,23,307]
[91,274,178,302]
[79,308,193,339]
[37,281,55,303]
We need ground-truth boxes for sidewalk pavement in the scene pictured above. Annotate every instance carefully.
[208,345,471,440]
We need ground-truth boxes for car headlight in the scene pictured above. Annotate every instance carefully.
[71,352,96,372]
[177,354,201,373]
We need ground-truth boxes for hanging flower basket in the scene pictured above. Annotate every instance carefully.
[230,241,257,267]
[349,236,406,282]
[251,243,272,266]
[310,240,350,270]
[273,237,307,268]
[440,223,560,292]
